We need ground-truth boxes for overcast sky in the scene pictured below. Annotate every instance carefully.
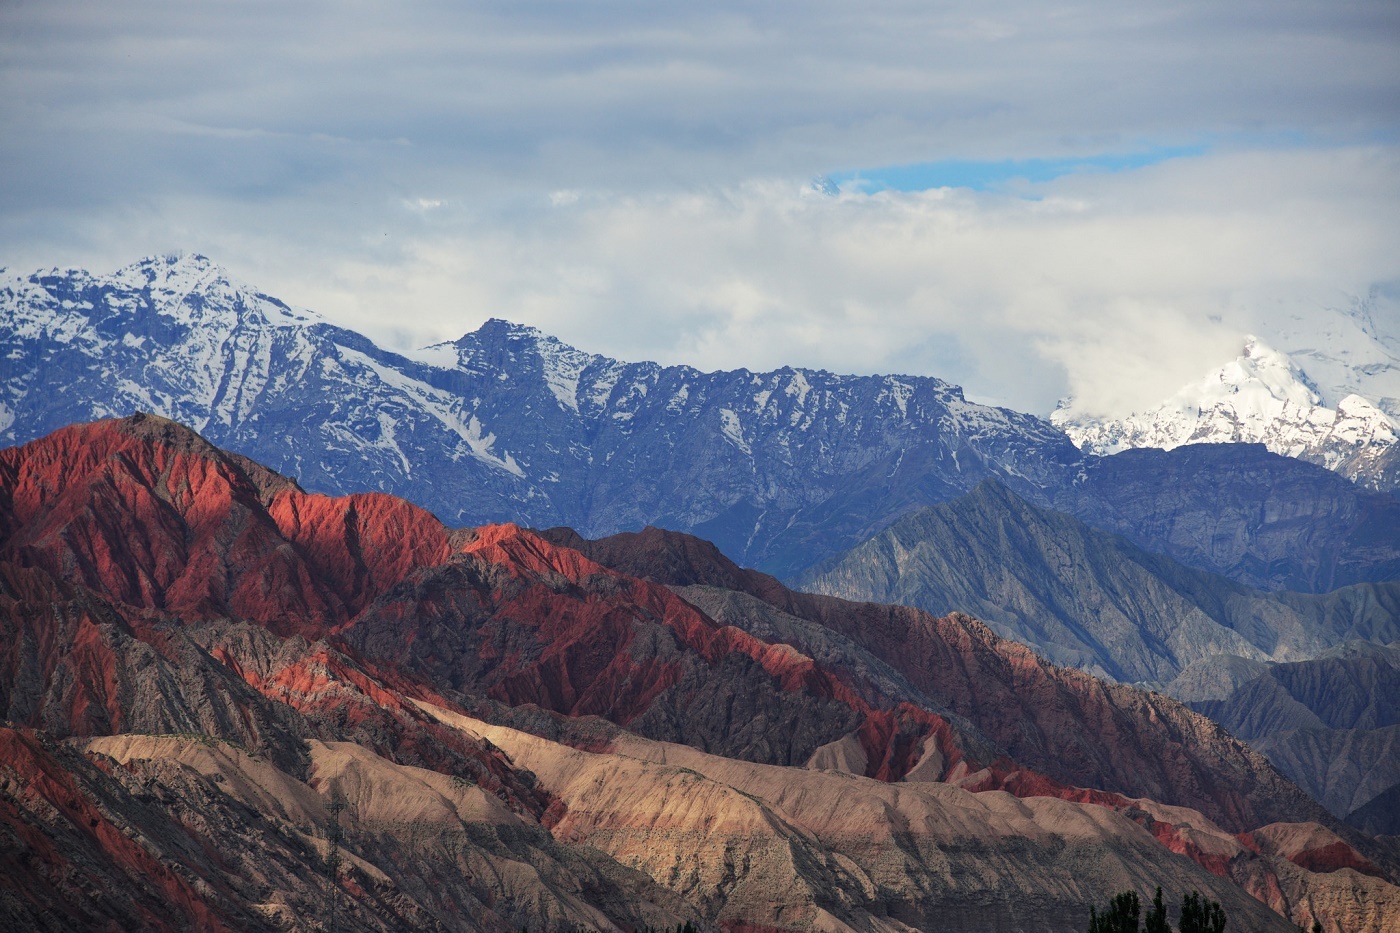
[2,1,1398,414]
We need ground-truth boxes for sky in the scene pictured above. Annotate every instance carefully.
[2,1,1398,416]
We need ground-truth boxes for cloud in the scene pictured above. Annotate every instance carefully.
[5,1,1396,195]
[0,2,1397,416]
[40,144,1376,419]
[423,146,1398,416]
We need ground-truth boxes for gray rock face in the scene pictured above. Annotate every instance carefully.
[1348,782,1400,836]
[1059,444,1400,593]
[1193,642,1400,737]
[796,480,1400,683]
[1182,643,1400,826]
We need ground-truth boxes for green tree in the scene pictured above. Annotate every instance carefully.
[1089,890,1142,933]
[1179,890,1226,933]
[1144,886,1170,933]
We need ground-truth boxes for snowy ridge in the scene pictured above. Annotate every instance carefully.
[534,333,596,413]
[0,254,324,437]
[335,347,524,477]
[1053,336,1398,484]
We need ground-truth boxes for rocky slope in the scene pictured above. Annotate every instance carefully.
[1058,443,1400,593]
[795,480,1400,684]
[6,713,1342,933]
[545,526,1329,834]
[1349,784,1400,837]
[1054,337,1400,491]
[2,416,1396,930]
[1177,643,1400,832]
[2,726,696,932]
[423,704,1339,933]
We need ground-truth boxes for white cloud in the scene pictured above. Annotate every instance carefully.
[144,145,1382,417]
[0,2,1396,416]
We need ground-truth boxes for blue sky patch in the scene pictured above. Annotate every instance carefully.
[826,144,1209,193]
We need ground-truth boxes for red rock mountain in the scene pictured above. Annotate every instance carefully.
[543,526,1336,830]
[1,415,1396,932]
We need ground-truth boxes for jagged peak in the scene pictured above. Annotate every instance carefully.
[83,253,321,326]
[471,317,548,341]
[1225,335,1320,403]
[5,411,216,456]
[140,250,216,269]
[118,251,226,285]
[454,318,599,360]
[112,410,219,447]
[4,252,324,331]
[414,318,613,412]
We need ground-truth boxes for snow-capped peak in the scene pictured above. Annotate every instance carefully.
[114,251,220,291]
[101,252,321,329]
[410,319,607,413]
[1237,289,1400,418]
[1053,335,1398,482]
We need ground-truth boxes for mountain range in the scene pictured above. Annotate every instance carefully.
[0,253,1082,580]
[7,254,1400,591]
[795,479,1400,840]
[2,414,1395,931]
[796,479,1400,684]
[5,254,1400,930]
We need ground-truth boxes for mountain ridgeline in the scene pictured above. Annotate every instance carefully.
[7,253,1400,588]
[796,479,1400,684]
[0,254,1075,580]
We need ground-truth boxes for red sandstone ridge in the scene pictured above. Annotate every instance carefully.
[348,519,981,780]
[0,414,454,638]
[0,417,954,781]
[1238,822,1384,877]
